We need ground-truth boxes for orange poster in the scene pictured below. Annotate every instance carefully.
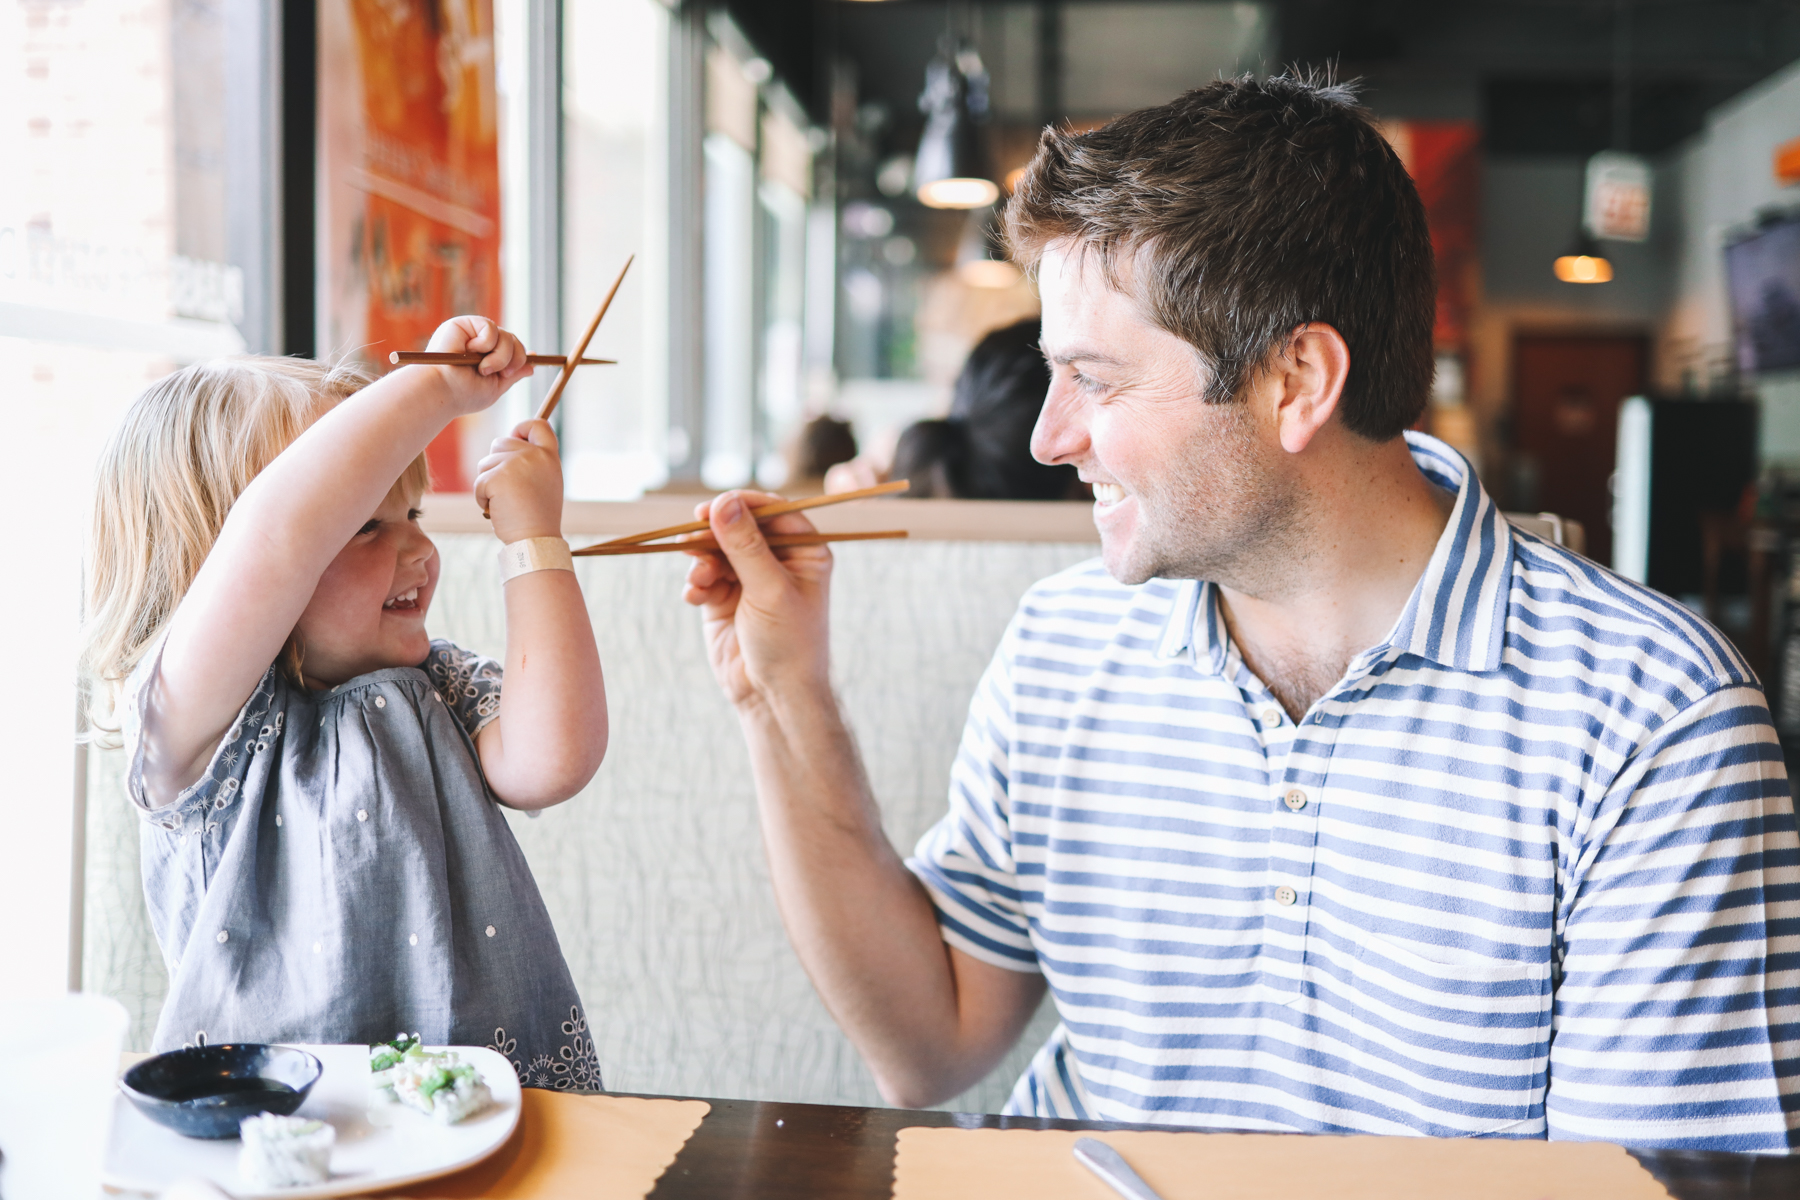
[319,0,501,491]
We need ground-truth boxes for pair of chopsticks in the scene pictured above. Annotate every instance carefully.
[571,480,911,557]
[388,255,635,423]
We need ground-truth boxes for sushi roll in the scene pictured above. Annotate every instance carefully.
[369,1033,424,1104]
[238,1114,335,1188]
[393,1059,492,1124]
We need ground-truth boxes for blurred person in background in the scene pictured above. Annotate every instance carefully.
[825,319,1082,501]
[782,415,859,496]
[886,319,1082,500]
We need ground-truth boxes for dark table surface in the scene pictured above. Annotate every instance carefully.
[639,1095,1800,1200]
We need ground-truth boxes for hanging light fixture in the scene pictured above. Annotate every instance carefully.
[1553,228,1614,284]
[914,42,998,209]
[1555,0,1639,284]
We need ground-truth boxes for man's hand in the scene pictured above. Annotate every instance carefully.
[474,419,564,544]
[423,316,534,415]
[680,487,1047,1108]
[682,490,834,709]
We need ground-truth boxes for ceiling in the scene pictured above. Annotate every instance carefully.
[724,0,1800,156]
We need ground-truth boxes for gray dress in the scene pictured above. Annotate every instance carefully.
[123,639,602,1091]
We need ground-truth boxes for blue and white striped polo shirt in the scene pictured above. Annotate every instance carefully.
[909,432,1800,1152]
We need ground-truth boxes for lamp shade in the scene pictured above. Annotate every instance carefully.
[915,46,998,209]
[1554,227,1614,283]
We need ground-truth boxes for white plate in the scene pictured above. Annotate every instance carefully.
[102,1044,521,1199]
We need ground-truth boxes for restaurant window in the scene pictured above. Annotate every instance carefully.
[558,0,671,500]
[1,0,249,995]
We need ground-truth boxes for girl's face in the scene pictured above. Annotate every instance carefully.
[292,482,439,688]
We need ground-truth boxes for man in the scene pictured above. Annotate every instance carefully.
[681,75,1799,1150]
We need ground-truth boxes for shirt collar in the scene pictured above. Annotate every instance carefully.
[1155,431,1512,676]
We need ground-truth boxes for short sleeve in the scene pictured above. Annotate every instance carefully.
[422,639,504,738]
[1548,681,1800,1152]
[906,640,1041,973]
[121,636,281,831]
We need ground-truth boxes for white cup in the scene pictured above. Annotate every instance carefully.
[0,993,129,1200]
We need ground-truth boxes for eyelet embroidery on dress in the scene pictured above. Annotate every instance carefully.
[425,643,504,735]
[487,1007,602,1092]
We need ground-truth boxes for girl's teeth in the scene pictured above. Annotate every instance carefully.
[1093,483,1125,504]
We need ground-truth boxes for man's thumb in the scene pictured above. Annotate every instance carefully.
[711,494,786,589]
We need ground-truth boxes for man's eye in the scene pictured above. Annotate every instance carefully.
[1073,371,1108,395]
[357,520,380,536]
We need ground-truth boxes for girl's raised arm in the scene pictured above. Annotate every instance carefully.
[469,420,608,809]
[139,318,532,806]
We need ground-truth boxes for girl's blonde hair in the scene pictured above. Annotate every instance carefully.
[81,356,431,717]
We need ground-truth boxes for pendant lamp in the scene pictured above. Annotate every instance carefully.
[915,44,998,209]
[1553,227,1614,284]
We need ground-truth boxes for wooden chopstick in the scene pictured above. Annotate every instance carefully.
[572,530,908,557]
[601,480,911,547]
[539,255,634,421]
[390,351,616,367]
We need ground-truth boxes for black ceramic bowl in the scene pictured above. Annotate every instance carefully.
[120,1044,324,1139]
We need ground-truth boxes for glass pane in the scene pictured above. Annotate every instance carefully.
[561,0,670,500]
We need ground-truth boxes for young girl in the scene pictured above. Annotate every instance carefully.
[82,317,608,1090]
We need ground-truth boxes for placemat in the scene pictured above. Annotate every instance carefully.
[892,1127,1674,1200]
[385,1092,710,1198]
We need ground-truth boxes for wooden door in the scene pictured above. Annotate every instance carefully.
[1511,334,1648,566]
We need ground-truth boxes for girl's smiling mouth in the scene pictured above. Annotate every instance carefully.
[383,587,421,612]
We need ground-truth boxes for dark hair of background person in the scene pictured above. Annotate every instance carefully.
[788,414,859,482]
[890,318,1079,500]
[1004,72,1435,441]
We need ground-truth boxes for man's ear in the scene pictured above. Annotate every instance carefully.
[1270,324,1351,455]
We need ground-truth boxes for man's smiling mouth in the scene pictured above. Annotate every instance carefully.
[1092,483,1126,505]
[383,587,421,611]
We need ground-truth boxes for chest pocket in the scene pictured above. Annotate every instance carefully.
[1345,930,1551,1133]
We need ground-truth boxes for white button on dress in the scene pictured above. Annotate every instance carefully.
[216,930,229,944]
[409,934,418,946]
[356,810,368,822]
[374,696,386,709]
[485,925,496,938]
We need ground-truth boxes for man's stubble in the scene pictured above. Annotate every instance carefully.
[1106,396,1314,598]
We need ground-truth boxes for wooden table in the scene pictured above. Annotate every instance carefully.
[638,1095,1800,1200]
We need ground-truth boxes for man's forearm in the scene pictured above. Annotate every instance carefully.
[737,686,1032,1107]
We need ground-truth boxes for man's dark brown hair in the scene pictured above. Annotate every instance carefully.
[1005,73,1435,441]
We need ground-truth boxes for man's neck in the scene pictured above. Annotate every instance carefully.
[1216,436,1454,722]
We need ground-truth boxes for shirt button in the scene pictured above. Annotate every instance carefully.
[1284,788,1308,812]
[356,810,368,822]
[1263,708,1282,725]
[216,930,229,944]
[1275,885,1298,906]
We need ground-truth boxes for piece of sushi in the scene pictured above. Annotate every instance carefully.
[369,1033,425,1103]
[238,1113,335,1188]
[392,1058,492,1124]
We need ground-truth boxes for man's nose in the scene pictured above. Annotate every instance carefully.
[1031,380,1088,466]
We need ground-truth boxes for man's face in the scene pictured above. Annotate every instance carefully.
[1031,246,1303,589]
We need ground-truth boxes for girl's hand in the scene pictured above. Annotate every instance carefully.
[424,316,534,415]
[474,419,564,544]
